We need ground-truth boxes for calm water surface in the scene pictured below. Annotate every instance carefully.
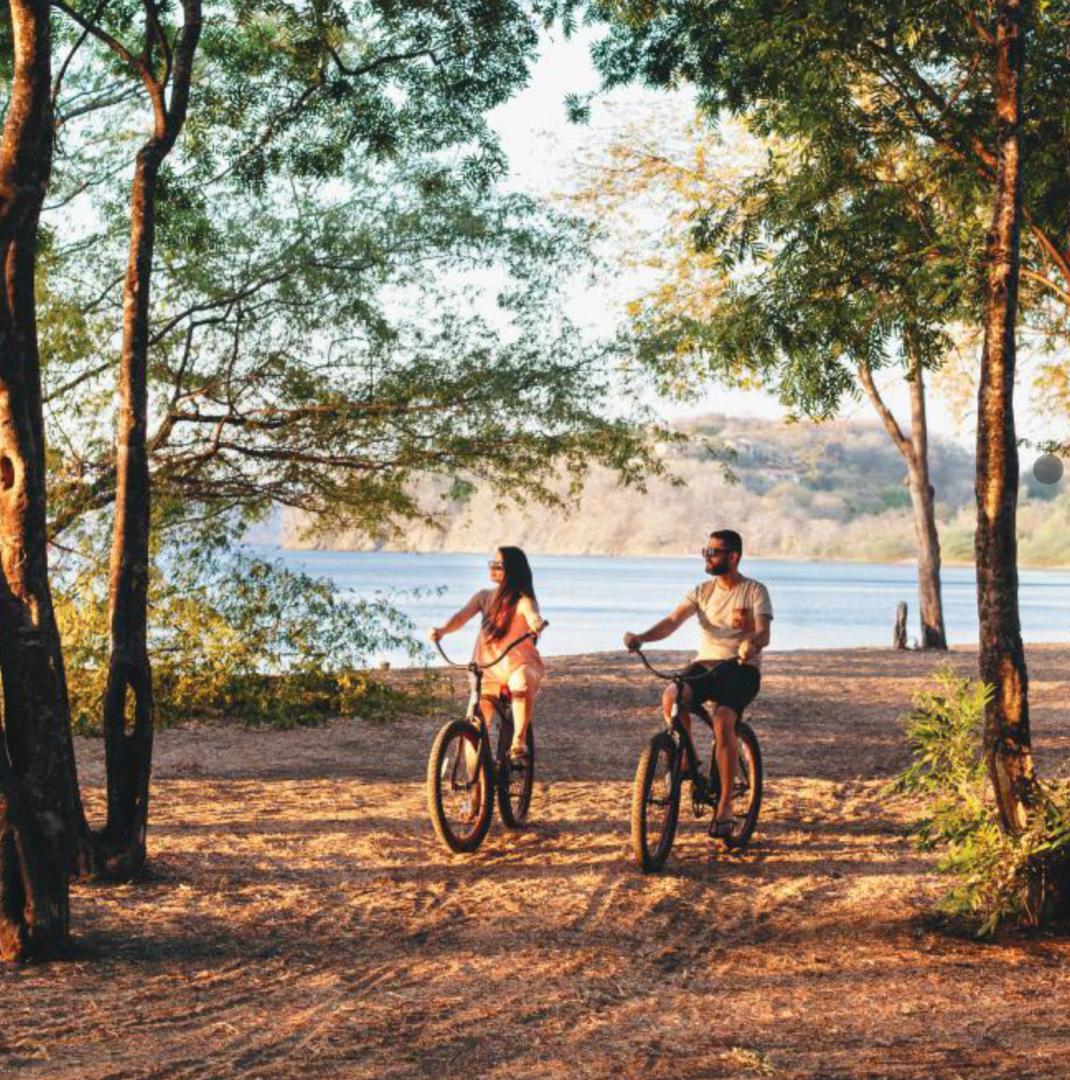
[254,549,1070,667]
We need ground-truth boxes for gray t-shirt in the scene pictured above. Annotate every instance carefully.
[681,575,774,668]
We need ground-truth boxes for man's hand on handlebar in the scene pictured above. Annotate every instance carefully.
[738,638,756,663]
[623,632,642,652]
[428,627,443,643]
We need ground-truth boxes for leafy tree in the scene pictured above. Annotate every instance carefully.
[571,109,966,646]
[53,0,204,876]
[40,0,659,877]
[579,0,1070,863]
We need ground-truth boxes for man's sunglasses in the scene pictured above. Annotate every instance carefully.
[488,561,504,570]
[702,547,732,558]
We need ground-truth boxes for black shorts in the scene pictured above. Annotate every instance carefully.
[681,661,761,716]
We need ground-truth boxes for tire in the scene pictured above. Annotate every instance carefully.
[427,719,493,853]
[631,731,680,872]
[711,721,763,849]
[496,712,535,830]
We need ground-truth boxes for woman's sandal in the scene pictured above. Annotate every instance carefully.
[711,817,737,840]
[508,748,529,768]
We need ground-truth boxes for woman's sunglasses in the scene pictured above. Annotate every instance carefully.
[488,561,504,570]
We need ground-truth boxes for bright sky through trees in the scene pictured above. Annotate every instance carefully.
[490,28,1068,455]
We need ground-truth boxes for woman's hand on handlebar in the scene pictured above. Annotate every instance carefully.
[428,626,443,643]
[623,632,642,652]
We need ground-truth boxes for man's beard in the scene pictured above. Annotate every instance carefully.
[705,562,729,577]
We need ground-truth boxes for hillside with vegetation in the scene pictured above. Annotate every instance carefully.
[282,414,1069,566]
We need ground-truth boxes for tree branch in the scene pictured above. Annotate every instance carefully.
[52,0,158,95]
[52,0,109,105]
[857,360,914,464]
[142,0,173,89]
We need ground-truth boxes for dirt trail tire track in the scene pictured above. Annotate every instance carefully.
[3,647,1070,1078]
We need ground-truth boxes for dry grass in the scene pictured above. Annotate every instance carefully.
[3,646,1070,1079]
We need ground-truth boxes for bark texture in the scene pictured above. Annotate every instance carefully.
[975,0,1034,834]
[100,2,203,875]
[858,357,947,650]
[0,0,89,958]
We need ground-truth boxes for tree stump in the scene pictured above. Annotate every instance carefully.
[893,602,908,650]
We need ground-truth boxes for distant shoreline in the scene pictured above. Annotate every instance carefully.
[276,543,1070,573]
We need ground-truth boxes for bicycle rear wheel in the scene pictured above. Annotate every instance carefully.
[427,719,493,853]
[496,714,535,829]
[710,721,763,849]
[631,731,680,872]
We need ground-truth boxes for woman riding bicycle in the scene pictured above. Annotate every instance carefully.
[429,546,546,763]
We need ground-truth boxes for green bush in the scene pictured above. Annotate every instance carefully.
[58,546,432,732]
[895,668,1070,934]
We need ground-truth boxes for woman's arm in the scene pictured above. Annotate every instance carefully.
[429,591,484,641]
[517,595,547,635]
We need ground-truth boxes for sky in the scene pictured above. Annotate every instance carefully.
[487,28,1066,459]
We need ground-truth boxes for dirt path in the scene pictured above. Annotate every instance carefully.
[3,646,1070,1079]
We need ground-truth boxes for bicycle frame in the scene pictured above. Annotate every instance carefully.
[435,629,542,777]
[632,648,724,803]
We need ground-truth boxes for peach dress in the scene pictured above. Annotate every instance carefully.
[467,589,546,696]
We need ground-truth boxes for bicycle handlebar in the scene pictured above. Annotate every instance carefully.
[629,645,735,681]
[434,623,548,672]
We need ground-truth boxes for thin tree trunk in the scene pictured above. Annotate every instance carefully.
[101,149,159,873]
[99,2,202,875]
[976,0,1034,834]
[0,0,87,958]
[857,358,948,649]
[907,359,947,650]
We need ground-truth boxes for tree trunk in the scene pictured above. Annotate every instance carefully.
[976,0,1034,834]
[893,601,908,650]
[857,357,947,650]
[906,360,947,650]
[99,3,202,875]
[0,0,89,958]
[101,149,160,875]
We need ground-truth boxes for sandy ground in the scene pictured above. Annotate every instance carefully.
[3,645,1070,1079]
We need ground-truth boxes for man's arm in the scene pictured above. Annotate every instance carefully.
[624,600,695,651]
[737,615,771,662]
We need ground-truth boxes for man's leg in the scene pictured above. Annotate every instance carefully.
[662,683,695,773]
[713,705,740,824]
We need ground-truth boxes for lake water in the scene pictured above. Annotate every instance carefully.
[254,548,1070,667]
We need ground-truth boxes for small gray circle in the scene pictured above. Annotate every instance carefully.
[1033,453,1064,485]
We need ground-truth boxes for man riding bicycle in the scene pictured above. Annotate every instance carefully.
[623,529,773,838]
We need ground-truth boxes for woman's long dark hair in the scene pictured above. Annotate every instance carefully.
[484,546,536,641]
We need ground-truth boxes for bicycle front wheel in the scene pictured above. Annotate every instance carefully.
[496,714,535,829]
[427,719,493,853]
[631,731,680,872]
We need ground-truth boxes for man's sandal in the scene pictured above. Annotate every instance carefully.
[711,817,737,840]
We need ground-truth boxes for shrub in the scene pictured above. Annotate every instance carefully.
[894,667,1070,934]
[58,545,431,732]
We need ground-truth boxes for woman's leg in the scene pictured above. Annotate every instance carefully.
[507,667,541,756]
[463,691,498,817]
